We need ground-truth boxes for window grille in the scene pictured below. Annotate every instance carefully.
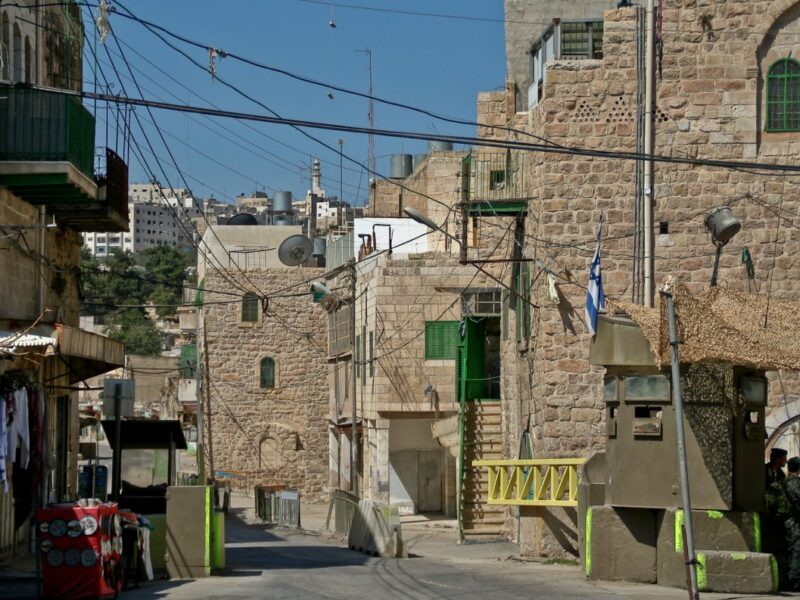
[766,58,800,132]
[259,357,275,389]
[241,292,259,323]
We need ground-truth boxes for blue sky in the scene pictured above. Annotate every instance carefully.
[85,1,507,205]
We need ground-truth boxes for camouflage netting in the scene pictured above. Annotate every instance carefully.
[610,284,800,371]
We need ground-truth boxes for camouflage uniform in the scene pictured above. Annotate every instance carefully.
[771,476,800,590]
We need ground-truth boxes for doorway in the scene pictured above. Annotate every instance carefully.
[460,316,501,401]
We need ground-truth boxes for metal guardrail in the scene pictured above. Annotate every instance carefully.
[254,485,301,528]
[326,489,359,536]
[472,459,587,507]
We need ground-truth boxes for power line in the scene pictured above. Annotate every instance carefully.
[33,84,800,175]
[107,4,561,148]
[293,0,550,27]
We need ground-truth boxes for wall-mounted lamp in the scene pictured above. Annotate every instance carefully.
[704,206,741,287]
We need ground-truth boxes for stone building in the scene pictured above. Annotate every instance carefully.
[199,225,329,500]
[472,0,800,559]
[0,1,126,558]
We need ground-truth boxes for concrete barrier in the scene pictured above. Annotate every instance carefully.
[347,500,405,558]
[656,509,775,593]
[584,505,657,583]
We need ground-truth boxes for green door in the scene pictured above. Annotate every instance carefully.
[462,317,486,401]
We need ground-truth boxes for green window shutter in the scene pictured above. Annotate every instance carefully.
[180,344,197,377]
[515,263,531,343]
[425,321,460,360]
[242,292,259,322]
[260,357,275,388]
[195,278,205,307]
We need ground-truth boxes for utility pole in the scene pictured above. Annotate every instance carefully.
[338,138,344,228]
[643,0,656,307]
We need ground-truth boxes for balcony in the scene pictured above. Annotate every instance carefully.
[464,152,528,216]
[0,84,129,232]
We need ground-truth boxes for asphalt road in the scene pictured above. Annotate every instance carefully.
[117,507,789,600]
[5,504,798,599]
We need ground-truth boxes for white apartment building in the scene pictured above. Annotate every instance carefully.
[84,183,203,257]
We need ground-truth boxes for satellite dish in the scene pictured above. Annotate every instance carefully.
[278,235,313,267]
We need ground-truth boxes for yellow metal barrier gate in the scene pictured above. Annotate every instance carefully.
[472,459,586,507]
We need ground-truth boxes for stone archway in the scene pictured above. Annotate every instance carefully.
[765,396,800,458]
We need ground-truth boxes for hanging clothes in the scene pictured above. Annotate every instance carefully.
[0,395,7,493]
[7,387,30,469]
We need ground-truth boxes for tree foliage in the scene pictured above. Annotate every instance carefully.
[81,246,192,356]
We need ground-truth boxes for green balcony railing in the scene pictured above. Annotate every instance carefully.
[0,84,96,178]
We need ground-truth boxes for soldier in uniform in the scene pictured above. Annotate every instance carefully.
[770,456,800,590]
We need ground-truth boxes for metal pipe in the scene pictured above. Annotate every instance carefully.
[350,262,358,496]
[643,0,656,307]
[196,306,205,483]
[710,244,723,288]
[662,289,699,597]
[112,383,122,501]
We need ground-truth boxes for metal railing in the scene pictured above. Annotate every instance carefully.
[326,489,359,536]
[472,459,587,507]
[254,485,301,528]
[467,152,526,202]
[0,84,96,177]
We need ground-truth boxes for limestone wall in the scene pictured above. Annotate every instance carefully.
[202,267,330,501]
[490,1,800,557]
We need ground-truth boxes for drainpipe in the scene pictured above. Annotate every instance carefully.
[643,0,656,308]
[350,260,358,496]
[196,305,205,483]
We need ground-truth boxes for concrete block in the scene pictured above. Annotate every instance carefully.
[584,506,657,583]
[696,550,778,594]
[657,509,766,590]
[348,500,405,558]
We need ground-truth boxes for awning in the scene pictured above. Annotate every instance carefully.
[55,323,125,383]
[101,419,188,450]
[0,321,124,383]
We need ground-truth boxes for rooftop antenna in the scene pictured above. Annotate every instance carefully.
[356,48,376,187]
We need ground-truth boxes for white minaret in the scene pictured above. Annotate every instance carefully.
[311,159,323,196]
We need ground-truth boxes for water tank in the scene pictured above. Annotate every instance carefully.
[227,213,258,226]
[312,237,327,257]
[389,154,413,179]
[273,191,293,213]
[428,140,453,152]
[413,154,428,170]
[273,217,291,226]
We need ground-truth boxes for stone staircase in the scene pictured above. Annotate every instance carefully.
[462,401,506,538]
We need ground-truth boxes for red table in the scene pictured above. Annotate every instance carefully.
[36,502,122,599]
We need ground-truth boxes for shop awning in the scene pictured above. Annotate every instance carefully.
[101,419,188,450]
[54,323,125,383]
[0,321,124,383]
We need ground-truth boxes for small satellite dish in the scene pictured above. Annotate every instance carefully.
[278,235,313,267]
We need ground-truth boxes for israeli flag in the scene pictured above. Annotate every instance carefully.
[585,219,606,336]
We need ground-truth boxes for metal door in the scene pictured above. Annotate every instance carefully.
[417,450,442,513]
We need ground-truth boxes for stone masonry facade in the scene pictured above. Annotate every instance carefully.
[202,267,329,501]
[486,1,800,557]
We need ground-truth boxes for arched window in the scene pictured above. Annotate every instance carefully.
[260,357,275,389]
[0,14,8,81]
[767,58,800,132]
[24,36,30,83]
[12,23,21,82]
[241,292,259,323]
[259,436,280,469]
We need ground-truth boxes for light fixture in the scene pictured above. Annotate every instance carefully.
[704,206,741,287]
[403,207,440,231]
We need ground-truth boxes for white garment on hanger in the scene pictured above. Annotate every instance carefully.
[0,396,7,493]
[8,388,29,469]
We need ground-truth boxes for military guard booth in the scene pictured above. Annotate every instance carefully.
[581,285,800,594]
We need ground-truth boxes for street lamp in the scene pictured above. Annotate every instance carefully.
[312,280,359,496]
[704,206,741,288]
